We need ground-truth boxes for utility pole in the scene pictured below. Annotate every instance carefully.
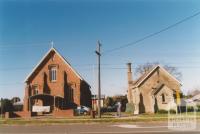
[95,41,101,118]
[1,98,3,118]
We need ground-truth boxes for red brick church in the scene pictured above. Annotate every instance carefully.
[18,47,91,117]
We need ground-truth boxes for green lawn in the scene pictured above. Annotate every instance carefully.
[0,112,199,125]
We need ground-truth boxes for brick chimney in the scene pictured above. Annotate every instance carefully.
[127,63,133,103]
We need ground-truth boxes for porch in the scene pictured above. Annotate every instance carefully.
[28,94,66,116]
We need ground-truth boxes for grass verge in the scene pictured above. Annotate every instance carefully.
[0,112,199,125]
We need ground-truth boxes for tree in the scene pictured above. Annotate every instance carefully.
[104,97,114,107]
[112,95,128,112]
[11,97,23,111]
[1,99,13,114]
[103,95,128,112]
[135,62,182,80]
[187,86,200,97]
[11,97,20,104]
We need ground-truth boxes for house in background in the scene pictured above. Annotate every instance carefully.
[127,63,181,114]
[12,47,91,118]
[186,93,200,106]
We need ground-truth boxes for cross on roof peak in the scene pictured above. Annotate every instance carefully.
[50,41,54,48]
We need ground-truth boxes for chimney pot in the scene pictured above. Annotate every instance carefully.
[127,63,132,73]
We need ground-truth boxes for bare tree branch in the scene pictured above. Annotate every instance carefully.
[135,62,182,81]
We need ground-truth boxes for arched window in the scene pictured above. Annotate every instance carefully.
[162,94,165,103]
[33,85,38,95]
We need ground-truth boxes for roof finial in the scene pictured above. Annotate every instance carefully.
[51,41,54,48]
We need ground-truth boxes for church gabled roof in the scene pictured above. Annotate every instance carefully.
[24,47,89,86]
[132,65,182,88]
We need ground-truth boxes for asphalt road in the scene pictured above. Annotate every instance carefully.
[0,122,200,134]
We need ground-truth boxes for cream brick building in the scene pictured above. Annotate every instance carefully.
[127,63,181,114]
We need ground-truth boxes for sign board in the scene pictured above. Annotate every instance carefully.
[32,106,50,112]
[168,99,196,131]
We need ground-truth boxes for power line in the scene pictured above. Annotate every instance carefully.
[0,66,199,86]
[1,62,200,69]
[0,41,54,48]
[0,82,23,86]
[0,66,200,72]
[102,10,200,54]
[0,67,33,71]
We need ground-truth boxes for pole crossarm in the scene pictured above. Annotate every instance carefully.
[95,51,101,56]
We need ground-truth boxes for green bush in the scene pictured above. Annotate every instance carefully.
[196,105,200,112]
[169,109,176,114]
[187,106,194,112]
[157,109,176,114]
[157,109,168,114]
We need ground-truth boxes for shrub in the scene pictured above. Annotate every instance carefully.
[157,109,168,114]
[187,106,194,112]
[196,105,200,112]
[169,109,176,114]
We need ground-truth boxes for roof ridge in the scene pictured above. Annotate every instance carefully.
[132,65,181,88]
[133,65,159,84]
[24,47,90,86]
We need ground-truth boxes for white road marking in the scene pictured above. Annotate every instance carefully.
[112,124,168,129]
[112,124,138,128]
[80,130,200,134]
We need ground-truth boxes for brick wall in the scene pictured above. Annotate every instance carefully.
[53,110,74,117]
[5,111,31,118]
[22,49,91,117]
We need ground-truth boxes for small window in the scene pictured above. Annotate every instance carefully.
[50,67,57,82]
[162,94,165,103]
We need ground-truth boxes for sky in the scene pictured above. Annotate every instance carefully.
[0,0,200,100]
